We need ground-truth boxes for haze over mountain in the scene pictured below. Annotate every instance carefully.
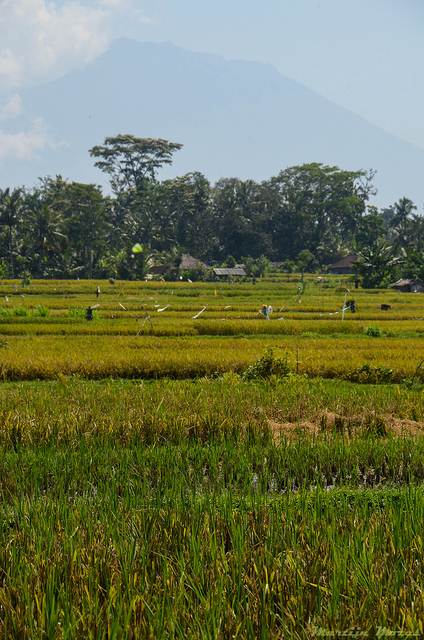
[2,37,424,210]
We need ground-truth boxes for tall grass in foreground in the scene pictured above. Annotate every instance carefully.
[0,379,424,636]
[1,453,424,637]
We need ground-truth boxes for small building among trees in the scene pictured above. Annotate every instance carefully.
[213,267,246,278]
[150,253,209,276]
[327,254,360,275]
[391,278,424,293]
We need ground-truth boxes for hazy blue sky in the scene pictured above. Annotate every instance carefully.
[0,0,423,163]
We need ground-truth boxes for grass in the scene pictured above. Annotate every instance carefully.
[1,377,424,636]
[1,277,424,636]
[3,480,424,637]
[1,333,424,382]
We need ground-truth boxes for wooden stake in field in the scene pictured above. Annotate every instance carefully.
[118,302,153,335]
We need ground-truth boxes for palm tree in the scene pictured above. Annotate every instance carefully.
[355,240,402,289]
[0,188,27,278]
[391,197,417,248]
[62,182,110,279]
[27,204,66,277]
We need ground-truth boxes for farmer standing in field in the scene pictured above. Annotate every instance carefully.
[96,285,100,298]
[261,304,270,320]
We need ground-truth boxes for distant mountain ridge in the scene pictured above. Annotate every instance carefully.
[2,37,424,209]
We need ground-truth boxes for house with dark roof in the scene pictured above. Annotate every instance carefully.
[327,254,360,274]
[391,278,424,293]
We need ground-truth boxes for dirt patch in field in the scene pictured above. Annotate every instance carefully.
[268,411,424,440]
[385,416,424,437]
[268,419,319,439]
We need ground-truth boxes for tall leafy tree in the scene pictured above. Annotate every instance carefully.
[355,213,386,251]
[89,135,183,193]
[265,163,375,259]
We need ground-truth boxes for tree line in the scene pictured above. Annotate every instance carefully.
[0,135,423,287]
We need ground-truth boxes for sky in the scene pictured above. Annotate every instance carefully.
[0,0,424,185]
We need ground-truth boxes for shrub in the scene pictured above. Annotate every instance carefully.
[34,305,50,317]
[365,325,382,337]
[13,306,29,317]
[345,364,394,384]
[68,307,86,318]
[242,347,292,381]
[68,307,100,320]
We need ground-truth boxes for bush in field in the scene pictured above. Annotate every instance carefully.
[68,307,100,320]
[242,347,292,381]
[345,363,394,384]
[68,307,87,318]
[365,324,383,337]
[0,306,34,317]
[13,306,29,317]
[34,305,50,317]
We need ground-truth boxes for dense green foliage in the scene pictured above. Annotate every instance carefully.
[1,136,423,287]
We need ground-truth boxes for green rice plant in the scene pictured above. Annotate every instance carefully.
[33,304,50,317]
[12,305,29,316]
[0,422,424,635]
[364,412,388,437]
[67,306,87,318]
[67,306,100,320]
[0,376,424,634]
[4,275,424,633]
[365,324,383,337]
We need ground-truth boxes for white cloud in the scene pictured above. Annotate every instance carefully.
[0,118,66,162]
[96,0,129,7]
[0,49,24,87]
[0,0,150,89]
[0,94,24,120]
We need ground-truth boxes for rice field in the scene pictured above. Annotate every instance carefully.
[1,276,424,637]
[1,275,424,382]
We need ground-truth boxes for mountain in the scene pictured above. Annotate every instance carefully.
[2,37,424,209]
